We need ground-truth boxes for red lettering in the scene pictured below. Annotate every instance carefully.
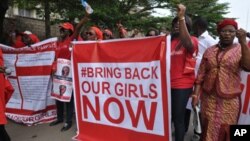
[125,68,132,79]
[243,75,250,114]
[132,68,140,80]
[106,67,113,78]
[149,84,158,99]
[102,82,111,94]
[114,68,121,78]
[81,96,158,130]
[141,68,150,79]
[96,67,122,78]
[85,67,122,78]
[104,98,124,124]
[139,85,148,98]
[95,67,103,77]
[82,81,91,93]
[126,100,157,130]
[125,67,158,80]
[29,117,34,122]
[128,84,139,98]
[115,83,157,99]
[92,81,100,94]
[82,81,110,95]
[87,67,94,77]
[82,95,100,120]
[151,66,158,79]
[115,83,123,96]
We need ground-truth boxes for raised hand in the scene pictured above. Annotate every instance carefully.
[236,28,247,44]
[177,4,186,19]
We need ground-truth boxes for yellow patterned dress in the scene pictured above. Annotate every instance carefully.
[195,44,242,141]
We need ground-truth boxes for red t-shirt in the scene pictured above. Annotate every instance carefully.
[57,36,74,60]
[12,35,26,48]
[52,36,74,73]
[170,36,199,89]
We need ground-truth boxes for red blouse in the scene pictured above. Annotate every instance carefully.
[196,44,243,98]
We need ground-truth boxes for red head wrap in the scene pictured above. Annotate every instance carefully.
[91,26,103,40]
[104,29,113,36]
[217,19,238,32]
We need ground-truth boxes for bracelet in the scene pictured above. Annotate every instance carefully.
[179,17,185,21]
[191,95,198,98]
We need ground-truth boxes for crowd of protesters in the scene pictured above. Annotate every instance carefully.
[1,3,250,141]
[1,15,171,48]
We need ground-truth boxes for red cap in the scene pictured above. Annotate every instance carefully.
[59,22,74,32]
[217,19,238,32]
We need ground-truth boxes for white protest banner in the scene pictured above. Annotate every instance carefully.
[72,36,172,141]
[0,38,58,125]
[238,71,250,124]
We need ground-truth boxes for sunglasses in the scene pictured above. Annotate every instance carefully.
[85,32,95,36]
[60,28,69,33]
[103,33,111,37]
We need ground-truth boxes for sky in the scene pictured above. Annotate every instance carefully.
[219,0,250,31]
[153,0,250,31]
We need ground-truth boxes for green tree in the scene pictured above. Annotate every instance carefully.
[87,0,169,30]
[11,0,229,37]
[13,0,171,36]
[166,0,229,35]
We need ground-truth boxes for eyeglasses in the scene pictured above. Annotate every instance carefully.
[60,28,67,32]
[103,33,111,37]
[85,32,95,36]
[220,30,236,34]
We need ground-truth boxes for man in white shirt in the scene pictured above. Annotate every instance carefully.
[189,16,217,141]
[193,17,217,74]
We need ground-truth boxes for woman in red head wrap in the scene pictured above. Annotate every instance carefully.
[83,26,103,41]
[11,31,40,48]
[192,18,250,141]
[103,29,114,40]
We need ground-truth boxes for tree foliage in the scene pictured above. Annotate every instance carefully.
[88,0,169,30]
[12,0,171,34]
[166,0,229,35]
[11,0,229,36]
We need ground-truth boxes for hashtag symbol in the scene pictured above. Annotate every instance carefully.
[81,67,87,77]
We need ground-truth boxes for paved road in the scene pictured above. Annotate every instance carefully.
[6,113,195,141]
